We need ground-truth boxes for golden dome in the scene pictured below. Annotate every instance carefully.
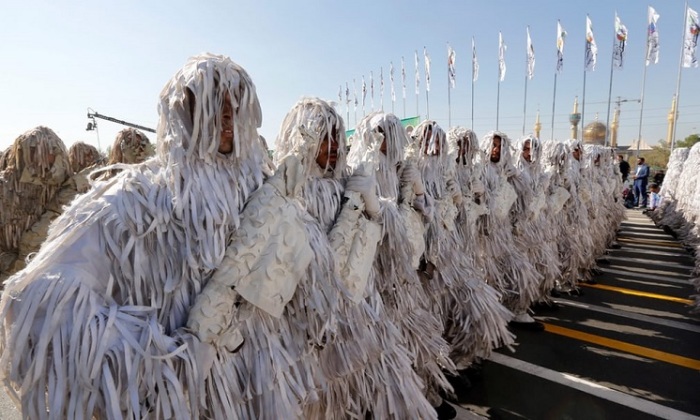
[583,121,607,145]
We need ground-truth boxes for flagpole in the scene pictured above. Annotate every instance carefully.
[523,26,530,136]
[671,1,688,150]
[471,75,475,129]
[523,73,528,135]
[604,13,617,147]
[496,79,501,130]
[426,87,431,119]
[447,46,452,127]
[551,72,558,141]
[636,10,651,157]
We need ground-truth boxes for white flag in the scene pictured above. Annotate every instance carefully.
[472,37,479,82]
[557,20,567,73]
[498,31,507,81]
[338,85,342,105]
[370,71,375,109]
[390,62,396,102]
[526,26,535,79]
[683,6,700,68]
[612,13,628,69]
[361,76,366,109]
[424,47,431,92]
[448,44,456,88]
[414,50,420,95]
[353,79,358,110]
[646,6,660,66]
[380,67,384,109]
[345,82,350,105]
[401,56,407,99]
[585,15,598,71]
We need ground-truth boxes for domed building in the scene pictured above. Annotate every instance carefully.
[582,117,607,145]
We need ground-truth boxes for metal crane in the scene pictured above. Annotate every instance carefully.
[86,108,155,151]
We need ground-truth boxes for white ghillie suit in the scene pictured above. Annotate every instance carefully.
[667,143,700,247]
[275,98,435,419]
[513,136,561,302]
[651,147,689,230]
[447,127,514,364]
[476,131,541,314]
[348,112,455,404]
[4,142,104,278]
[557,139,594,289]
[0,53,269,419]
[582,146,624,263]
[184,104,343,419]
[0,127,69,279]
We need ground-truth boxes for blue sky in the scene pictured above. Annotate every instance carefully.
[1,0,699,152]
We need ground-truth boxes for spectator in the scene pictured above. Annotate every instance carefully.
[633,157,650,208]
[653,169,665,186]
[644,183,661,214]
[618,154,630,181]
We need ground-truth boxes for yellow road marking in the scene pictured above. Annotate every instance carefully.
[617,237,684,249]
[580,283,694,305]
[544,323,700,371]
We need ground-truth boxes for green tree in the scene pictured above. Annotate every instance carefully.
[675,133,700,148]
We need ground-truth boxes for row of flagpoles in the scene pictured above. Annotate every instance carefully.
[338,3,699,150]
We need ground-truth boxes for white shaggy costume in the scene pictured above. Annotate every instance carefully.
[447,127,514,362]
[274,99,435,419]
[0,54,269,418]
[513,136,561,302]
[651,147,689,231]
[349,112,455,404]
[476,131,541,316]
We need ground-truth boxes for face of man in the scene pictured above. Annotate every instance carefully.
[457,137,469,164]
[218,91,234,154]
[572,147,581,161]
[376,126,387,156]
[637,158,643,165]
[490,136,502,163]
[522,140,532,163]
[422,126,440,156]
[316,126,339,171]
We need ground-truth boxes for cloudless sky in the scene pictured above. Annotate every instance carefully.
[1,0,699,153]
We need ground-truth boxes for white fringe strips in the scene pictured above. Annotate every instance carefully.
[275,98,436,419]
[0,53,268,418]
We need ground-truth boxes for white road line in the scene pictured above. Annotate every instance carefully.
[599,267,693,285]
[552,298,700,333]
[605,255,694,270]
[488,353,700,420]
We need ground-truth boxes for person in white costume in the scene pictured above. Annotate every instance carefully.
[0,53,270,419]
[274,98,437,419]
[512,136,561,308]
[476,131,542,330]
[349,112,461,418]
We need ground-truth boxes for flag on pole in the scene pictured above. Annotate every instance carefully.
[682,6,700,68]
[380,67,384,106]
[646,6,660,66]
[526,26,535,79]
[362,75,367,108]
[345,82,350,105]
[472,37,479,82]
[401,56,407,99]
[448,44,457,88]
[424,47,431,92]
[613,13,628,69]
[498,31,507,81]
[414,50,421,94]
[585,15,598,71]
[370,71,375,107]
[338,85,342,104]
[390,62,396,102]
[353,79,358,110]
[557,20,567,73]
